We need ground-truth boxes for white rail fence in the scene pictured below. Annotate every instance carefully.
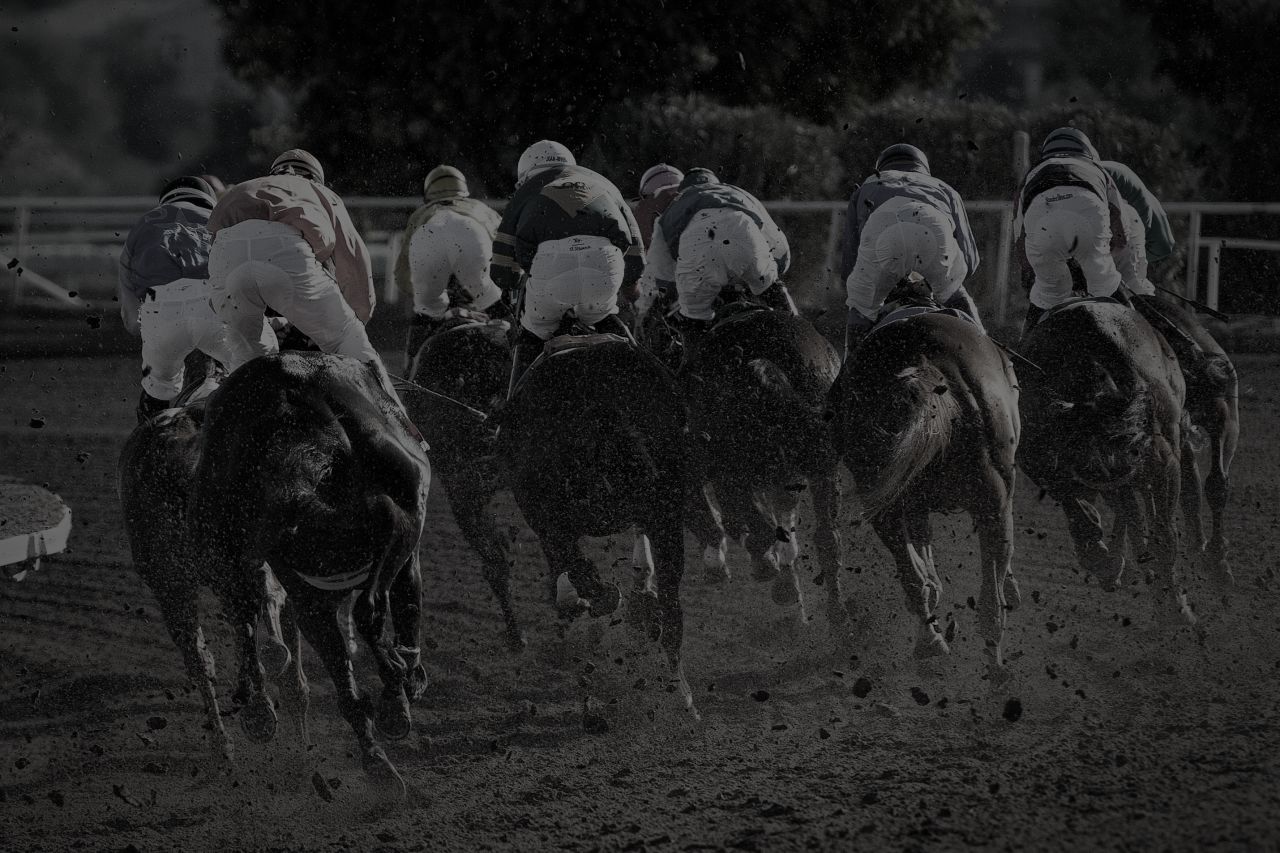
[4,196,1279,323]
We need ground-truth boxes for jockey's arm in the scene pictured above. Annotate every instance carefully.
[619,197,646,291]
[118,270,142,338]
[640,219,676,303]
[330,200,376,323]
[950,187,981,275]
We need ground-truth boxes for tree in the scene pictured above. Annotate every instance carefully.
[211,0,990,194]
[1128,0,1280,201]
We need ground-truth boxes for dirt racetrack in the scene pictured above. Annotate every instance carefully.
[2,343,1279,852]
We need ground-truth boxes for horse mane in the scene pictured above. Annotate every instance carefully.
[857,360,961,520]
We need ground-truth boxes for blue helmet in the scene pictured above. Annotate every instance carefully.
[875,143,930,175]
[1040,127,1099,161]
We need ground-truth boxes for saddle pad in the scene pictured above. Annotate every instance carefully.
[869,306,978,339]
[1038,295,1124,328]
[544,332,630,357]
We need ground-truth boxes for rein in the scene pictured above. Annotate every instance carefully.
[389,373,489,422]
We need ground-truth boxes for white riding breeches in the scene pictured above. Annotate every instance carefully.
[1115,200,1156,296]
[846,196,968,321]
[676,207,778,322]
[138,278,268,400]
[208,219,379,372]
[1024,187,1123,309]
[521,235,624,339]
[409,209,502,318]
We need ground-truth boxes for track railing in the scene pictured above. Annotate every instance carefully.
[4,196,1278,318]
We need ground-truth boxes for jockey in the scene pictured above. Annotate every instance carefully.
[492,140,645,396]
[633,163,684,250]
[841,143,983,358]
[1016,128,1129,338]
[642,167,795,353]
[1099,159,1176,298]
[119,176,273,422]
[394,164,508,370]
[626,163,683,310]
[206,148,386,379]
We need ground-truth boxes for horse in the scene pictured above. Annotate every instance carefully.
[404,314,524,650]
[118,367,308,764]
[1131,294,1238,584]
[494,334,695,715]
[1018,299,1196,625]
[186,352,431,793]
[679,305,848,628]
[826,301,1022,668]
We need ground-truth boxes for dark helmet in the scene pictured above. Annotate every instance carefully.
[679,167,719,190]
[1040,127,1099,161]
[875,143,931,175]
[270,148,325,183]
[158,176,216,210]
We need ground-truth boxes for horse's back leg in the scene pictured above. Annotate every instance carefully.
[292,596,405,795]
[1149,435,1196,626]
[1203,392,1239,583]
[1059,488,1124,590]
[442,462,524,650]
[650,512,697,719]
[764,484,805,611]
[1178,436,1208,558]
[350,496,421,742]
[714,478,783,585]
[870,507,949,659]
[973,469,1015,670]
[808,472,848,629]
[686,480,729,584]
[150,571,232,761]
[390,551,428,702]
[540,530,620,618]
[276,595,311,748]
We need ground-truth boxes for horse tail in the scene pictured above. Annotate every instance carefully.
[859,360,961,520]
[582,400,660,486]
[1050,379,1153,488]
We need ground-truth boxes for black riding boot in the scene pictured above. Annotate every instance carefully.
[1020,305,1046,343]
[507,328,546,399]
[136,390,170,424]
[843,309,875,363]
[404,312,440,373]
[670,312,710,371]
[760,282,799,315]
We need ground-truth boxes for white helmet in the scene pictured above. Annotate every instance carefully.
[516,140,574,185]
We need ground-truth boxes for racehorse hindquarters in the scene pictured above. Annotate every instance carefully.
[190,353,431,795]
[407,320,522,646]
[830,314,1021,667]
[1019,301,1197,627]
[680,310,843,626]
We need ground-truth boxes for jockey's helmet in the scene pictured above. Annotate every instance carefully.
[424,165,469,201]
[270,148,326,184]
[1040,127,1099,161]
[875,143,931,175]
[158,176,216,210]
[517,140,574,186]
[640,164,683,198]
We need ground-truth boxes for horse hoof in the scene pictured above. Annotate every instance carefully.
[770,571,801,606]
[362,746,407,797]
[505,629,529,654]
[238,694,278,743]
[913,628,950,659]
[407,663,429,703]
[702,561,730,585]
[588,582,622,618]
[1003,574,1023,611]
[751,552,780,583]
[259,639,293,679]
[375,688,412,742]
[554,573,588,615]
[1091,553,1125,592]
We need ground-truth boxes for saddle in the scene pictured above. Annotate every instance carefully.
[867,273,979,339]
[1035,295,1125,329]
